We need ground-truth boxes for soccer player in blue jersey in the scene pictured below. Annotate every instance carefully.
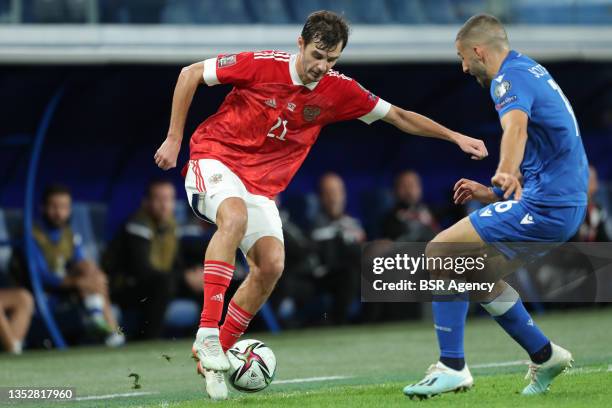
[403,14,589,399]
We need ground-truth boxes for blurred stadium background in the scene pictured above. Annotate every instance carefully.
[0,0,611,405]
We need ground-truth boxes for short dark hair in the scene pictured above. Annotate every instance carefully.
[301,10,350,51]
[145,178,174,198]
[456,14,509,49]
[394,170,420,189]
[42,184,71,205]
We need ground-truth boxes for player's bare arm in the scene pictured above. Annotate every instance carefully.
[453,178,498,205]
[491,109,528,199]
[154,62,204,170]
[382,105,488,160]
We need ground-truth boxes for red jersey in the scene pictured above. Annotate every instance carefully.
[189,50,391,198]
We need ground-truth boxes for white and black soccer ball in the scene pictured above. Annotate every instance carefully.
[226,339,276,392]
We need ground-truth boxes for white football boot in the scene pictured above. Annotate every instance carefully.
[192,327,230,371]
[403,361,473,400]
[194,361,229,401]
[522,342,573,395]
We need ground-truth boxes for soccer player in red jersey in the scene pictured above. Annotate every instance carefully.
[154,11,488,400]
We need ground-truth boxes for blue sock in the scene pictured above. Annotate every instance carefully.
[481,285,549,356]
[432,294,469,365]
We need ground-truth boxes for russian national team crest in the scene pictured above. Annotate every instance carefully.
[208,173,223,185]
[218,54,237,68]
[303,105,321,122]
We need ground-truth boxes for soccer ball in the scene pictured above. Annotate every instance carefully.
[226,339,276,392]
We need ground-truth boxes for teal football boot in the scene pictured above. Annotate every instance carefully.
[522,343,573,395]
[403,361,473,400]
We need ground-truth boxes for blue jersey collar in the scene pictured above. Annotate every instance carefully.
[497,50,520,75]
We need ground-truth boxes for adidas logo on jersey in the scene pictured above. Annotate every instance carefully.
[264,98,277,108]
[480,208,493,217]
[210,293,224,302]
[520,213,535,225]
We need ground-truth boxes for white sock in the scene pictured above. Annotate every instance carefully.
[84,294,105,314]
[480,285,519,317]
[12,340,23,355]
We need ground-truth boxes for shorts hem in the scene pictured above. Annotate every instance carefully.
[240,232,284,255]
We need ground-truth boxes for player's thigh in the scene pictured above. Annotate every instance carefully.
[239,194,284,256]
[0,288,33,311]
[433,216,485,244]
[242,196,285,279]
[184,158,248,224]
[427,216,487,259]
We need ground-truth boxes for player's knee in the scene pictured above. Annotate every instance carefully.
[16,289,35,313]
[425,237,445,260]
[425,239,445,278]
[255,257,284,285]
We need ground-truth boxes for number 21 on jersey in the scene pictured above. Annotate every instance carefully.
[267,117,288,141]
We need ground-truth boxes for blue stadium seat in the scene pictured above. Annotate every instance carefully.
[283,192,319,231]
[23,0,90,23]
[511,0,575,24]
[387,0,428,24]
[421,0,459,24]
[193,0,252,24]
[0,209,12,275]
[320,0,392,24]
[453,0,488,22]
[576,2,612,25]
[71,202,108,263]
[160,0,193,24]
[109,0,166,24]
[0,0,12,23]
[360,188,394,239]
[245,0,291,24]
[1,209,23,241]
[286,0,326,23]
[161,0,252,24]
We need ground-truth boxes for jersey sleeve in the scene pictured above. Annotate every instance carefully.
[335,80,391,124]
[491,69,535,119]
[202,51,256,87]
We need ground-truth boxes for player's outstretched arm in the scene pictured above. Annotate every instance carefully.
[154,62,204,170]
[491,110,528,200]
[381,105,488,160]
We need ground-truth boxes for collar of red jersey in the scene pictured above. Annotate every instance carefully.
[289,54,320,91]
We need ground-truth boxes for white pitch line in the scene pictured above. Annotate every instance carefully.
[472,360,527,369]
[74,391,159,401]
[274,375,352,385]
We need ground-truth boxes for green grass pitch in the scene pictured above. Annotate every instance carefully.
[1,308,611,407]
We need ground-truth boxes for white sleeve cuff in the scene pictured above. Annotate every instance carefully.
[359,98,391,124]
[203,58,219,86]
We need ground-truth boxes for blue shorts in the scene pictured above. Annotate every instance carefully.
[469,199,586,258]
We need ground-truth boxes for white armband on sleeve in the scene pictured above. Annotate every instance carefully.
[359,98,392,124]
[203,58,220,86]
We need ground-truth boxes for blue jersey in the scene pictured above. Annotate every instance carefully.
[490,50,588,207]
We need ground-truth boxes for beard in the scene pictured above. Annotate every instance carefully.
[475,74,492,89]
[469,62,490,88]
